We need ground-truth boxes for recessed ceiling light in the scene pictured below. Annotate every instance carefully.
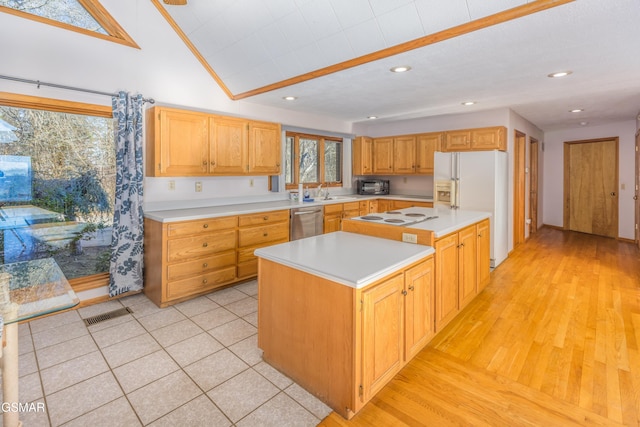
[569,108,584,113]
[283,96,297,101]
[390,66,411,73]
[548,71,573,78]
[461,101,476,106]
[367,116,378,120]
[579,121,589,126]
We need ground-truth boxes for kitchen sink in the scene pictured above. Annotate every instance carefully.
[317,196,357,202]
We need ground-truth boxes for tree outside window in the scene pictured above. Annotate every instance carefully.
[285,132,342,190]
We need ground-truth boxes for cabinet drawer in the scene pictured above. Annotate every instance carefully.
[238,222,289,247]
[239,210,289,226]
[237,260,258,278]
[324,204,343,214]
[167,216,237,238]
[167,229,236,262]
[342,201,360,211]
[166,266,237,300]
[237,238,289,263]
[167,250,236,281]
[343,208,360,219]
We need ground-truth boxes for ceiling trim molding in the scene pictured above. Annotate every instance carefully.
[0,0,139,49]
[149,0,234,99]
[154,0,574,101]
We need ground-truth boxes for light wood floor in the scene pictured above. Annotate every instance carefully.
[320,227,640,426]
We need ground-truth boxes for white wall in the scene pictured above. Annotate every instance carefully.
[543,120,636,239]
[0,0,354,208]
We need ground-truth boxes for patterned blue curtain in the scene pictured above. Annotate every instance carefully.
[109,92,144,297]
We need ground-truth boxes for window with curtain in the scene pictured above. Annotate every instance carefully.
[284,131,342,190]
[0,97,115,282]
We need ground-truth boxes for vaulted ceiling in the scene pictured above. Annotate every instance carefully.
[150,0,640,131]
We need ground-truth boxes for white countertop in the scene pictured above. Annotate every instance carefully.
[254,231,435,289]
[395,206,492,238]
[144,194,433,223]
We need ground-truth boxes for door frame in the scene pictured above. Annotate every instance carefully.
[529,137,539,234]
[563,137,619,237]
[513,131,526,247]
[633,130,640,249]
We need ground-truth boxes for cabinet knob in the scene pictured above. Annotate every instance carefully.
[211,161,216,166]
[276,162,280,167]
[263,216,269,220]
[202,161,207,166]
[408,285,414,291]
[203,224,209,229]
[401,290,408,296]
[203,242,208,247]
[202,279,208,284]
[203,263,208,268]
[263,232,268,237]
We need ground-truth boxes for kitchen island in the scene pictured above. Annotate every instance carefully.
[255,232,435,419]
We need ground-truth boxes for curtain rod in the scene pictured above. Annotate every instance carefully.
[0,74,155,104]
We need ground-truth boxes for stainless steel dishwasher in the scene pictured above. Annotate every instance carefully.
[290,206,324,240]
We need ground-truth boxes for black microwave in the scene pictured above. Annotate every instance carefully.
[357,179,390,195]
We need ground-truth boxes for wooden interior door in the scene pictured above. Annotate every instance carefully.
[564,138,618,238]
[514,131,526,247]
[529,138,539,233]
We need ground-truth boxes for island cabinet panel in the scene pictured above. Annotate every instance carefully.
[477,219,491,292]
[257,255,435,419]
[458,224,478,310]
[237,210,289,279]
[144,215,239,307]
[404,257,435,360]
[435,233,459,331]
[361,273,404,401]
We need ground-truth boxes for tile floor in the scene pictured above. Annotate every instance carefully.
[2,280,332,426]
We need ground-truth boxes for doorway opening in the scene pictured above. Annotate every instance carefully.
[563,138,619,238]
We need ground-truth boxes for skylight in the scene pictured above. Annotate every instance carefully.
[0,0,138,48]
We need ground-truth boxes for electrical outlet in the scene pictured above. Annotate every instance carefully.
[195,182,202,192]
[250,179,254,187]
[402,233,418,244]
[168,180,175,191]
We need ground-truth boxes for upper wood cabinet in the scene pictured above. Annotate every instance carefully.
[146,106,281,177]
[353,136,373,175]
[372,138,394,174]
[416,132,442,174]
[146,107,209,176]
[443,126,506,152]
[393,136,416,174]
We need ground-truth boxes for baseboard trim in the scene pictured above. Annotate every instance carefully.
[542,224,564,231]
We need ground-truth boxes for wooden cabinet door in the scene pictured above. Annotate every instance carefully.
[404,258,435,360]
[416,133,442,174]
[248,121,281,174]
[362,274,404,401]
[458,225,478,309]
[477,219,491,292]
[372,138,394,174]
[471,126,505,151]
[376,199,393,213]
[155,108,209,176]
[353,137,373,175]
[435,233,459,331]
[443,130,471,152]
[368,200,378,213]
[324,204,343,233]
[210,116,247,174]
[393,136,416,174]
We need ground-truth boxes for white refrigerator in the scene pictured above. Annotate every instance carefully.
[433,151,508,268]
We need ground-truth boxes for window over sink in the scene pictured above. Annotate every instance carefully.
[284,131,342,190]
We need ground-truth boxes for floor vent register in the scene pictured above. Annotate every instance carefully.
[83,307,133,326]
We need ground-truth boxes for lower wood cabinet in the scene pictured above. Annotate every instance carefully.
[237,210,289,278]
[144,209,289,307]
[434,221,487,331]
[144,216,238,307]
[258,255,435,419]
[324,202,361,233]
